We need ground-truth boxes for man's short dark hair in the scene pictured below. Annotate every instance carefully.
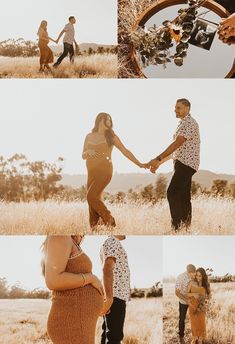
[187,264,196,273]
[69,16,75,22]
[177,98,191,109]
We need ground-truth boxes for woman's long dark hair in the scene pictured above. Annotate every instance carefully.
[37,20,48,36]
[92,112,115,147]
[197,267,211,296]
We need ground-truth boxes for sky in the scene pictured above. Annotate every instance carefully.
[0,0,117,44]
[0,79,235,175]
[144,5,235,78]
[0,236,162,290]
[163,236,235,277]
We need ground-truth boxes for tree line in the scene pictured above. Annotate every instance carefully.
[131,282,163,298]
[0,154,234,203]
[0,278,50,299]
[0,277,162,299]
[0,39,117,57]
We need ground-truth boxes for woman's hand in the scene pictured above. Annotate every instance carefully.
[90,275,105,296]
[139,162,149,169]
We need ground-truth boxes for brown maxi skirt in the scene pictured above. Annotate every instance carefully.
[38,40,54,65]
[86,157,114,227]
[189,297,206,339]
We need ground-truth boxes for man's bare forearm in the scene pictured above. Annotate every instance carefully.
[158,141,180,160]
[103,265,114,299]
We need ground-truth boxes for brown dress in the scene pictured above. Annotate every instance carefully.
[38,28,54,65]
[47,248,103,344]
[189,286,206,339]
[86,141,115,227]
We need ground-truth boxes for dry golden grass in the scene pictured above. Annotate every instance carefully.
[118,0,155,77]
[163,283,235,344]
[118,0,154,37]
[0,196,234,235]
[0,298,162,344]
[0,54,117,78]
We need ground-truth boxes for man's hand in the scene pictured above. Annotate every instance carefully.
[100,297,113,316]
[148,159,160,174]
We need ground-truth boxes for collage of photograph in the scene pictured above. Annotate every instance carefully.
[0,1,234,344]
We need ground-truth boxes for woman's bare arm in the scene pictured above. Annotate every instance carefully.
[113,135,146,168]
[44,236,94,291]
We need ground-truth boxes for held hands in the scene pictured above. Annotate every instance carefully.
[138,159,160,173]
[148,159,161,174]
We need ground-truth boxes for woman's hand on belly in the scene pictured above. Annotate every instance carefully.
[90,275,105,296]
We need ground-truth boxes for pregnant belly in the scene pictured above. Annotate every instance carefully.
[48,286,103,343]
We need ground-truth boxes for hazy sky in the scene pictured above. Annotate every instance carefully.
[0,79,234,175]
[0,236,162,290]
[0,0,117,44]
[163,236,235,277]
[144,5,235,78]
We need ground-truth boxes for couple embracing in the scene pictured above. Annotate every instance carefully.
[82,98,200,231]
[176,265,211,344]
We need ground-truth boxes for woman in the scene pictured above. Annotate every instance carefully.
[82,112,148,228]
[42,235,104,344]
[187,267,211,344]
[37,20,56,72]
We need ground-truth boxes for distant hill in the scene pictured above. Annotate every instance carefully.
[61,170,235,193]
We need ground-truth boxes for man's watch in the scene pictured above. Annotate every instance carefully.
[155,155,162,162]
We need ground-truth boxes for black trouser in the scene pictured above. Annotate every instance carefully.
[167,160,196,231]
[54,43,74,66]
[101,297,126,344]
[179,303,188,338]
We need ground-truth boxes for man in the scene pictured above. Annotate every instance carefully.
[149,98,200,231]
[100,235,131,344]
[175,264,196,343]
[53,16,78,68]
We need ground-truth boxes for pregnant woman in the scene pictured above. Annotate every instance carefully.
[42,235,104,344]
[37,20,56,72]
[187,267,211,344]
[82,112,147,229]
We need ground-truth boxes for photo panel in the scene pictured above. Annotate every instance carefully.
[0,0,118,78]
[0,235,162,344]
[118,0,235,78]
[163,236,235,344]
[0,79,234,235]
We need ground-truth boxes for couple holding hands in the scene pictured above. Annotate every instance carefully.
[37,16,78,72]
[82,98,200,231]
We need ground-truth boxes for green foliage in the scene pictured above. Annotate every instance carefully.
[0,278,50,299]
[0,39,39,57]
[0,154,64,202]
[211,179,229,197]
[131,282,163,298]
[131,0,205,68]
